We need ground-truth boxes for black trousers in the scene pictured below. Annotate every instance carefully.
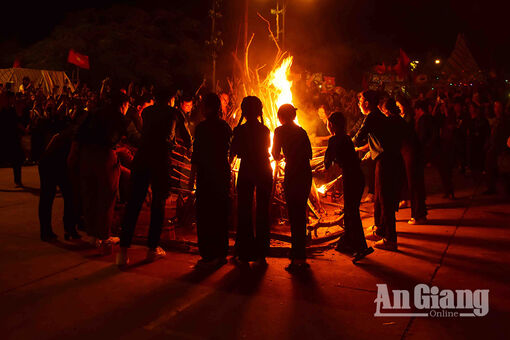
[7,138,24,184]
[13,165,22,185]
[402,149,427,219]
[342,174,368,252]
[196,184,230,260]
[284,174,312,260]
[365,158,376,195]
[235,175,272,261]
[374,155,401,242]
[120,166,168,249]
[38,163,77,237]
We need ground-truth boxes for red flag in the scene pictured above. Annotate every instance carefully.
[393,48,410,78]
[12,59,21,68]
[68,49,90,69]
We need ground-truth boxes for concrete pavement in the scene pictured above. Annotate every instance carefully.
[0,166,509,340]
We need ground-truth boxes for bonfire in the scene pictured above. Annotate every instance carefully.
[227,15,345,243]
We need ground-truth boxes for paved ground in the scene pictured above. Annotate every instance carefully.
[1,166,509,340]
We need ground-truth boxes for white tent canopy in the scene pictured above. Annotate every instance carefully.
[0,68,74,95]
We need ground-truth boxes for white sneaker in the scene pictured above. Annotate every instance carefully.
[146,247,166,262]
[373,239,398,251]
[408,217,427,225]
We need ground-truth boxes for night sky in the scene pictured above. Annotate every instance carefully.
[2,0,508,82]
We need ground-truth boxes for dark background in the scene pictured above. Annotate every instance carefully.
[1,0,507,90]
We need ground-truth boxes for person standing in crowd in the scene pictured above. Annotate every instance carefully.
[467,103,490,175]
[69,93,130,255]
[353,90,400,251]
[384,98,427,225]
[38,125,80,241]
[324,111,374,263]
[230,96,272,265]
[0,91,25,187]
[189,93,232,268]
[272,104,313,271]
[117,89,191,266]
[485,101,509,194]
[452,99,469,174]
[178,95,195,137]
[350,93,374,203]
[416,100,454,199]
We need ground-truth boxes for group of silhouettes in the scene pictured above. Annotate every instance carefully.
[37,88,408,271]
[117,92,380,271]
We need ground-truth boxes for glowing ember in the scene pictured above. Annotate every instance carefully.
[317,185,327,195]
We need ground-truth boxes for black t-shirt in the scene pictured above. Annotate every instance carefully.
[231,121,272,181]
[272,123,312,180]
[191,117,232,188]
[325,134,362,179]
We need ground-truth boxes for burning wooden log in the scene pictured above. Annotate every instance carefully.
[317,174,343,195]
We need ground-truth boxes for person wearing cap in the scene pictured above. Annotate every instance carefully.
[353,90,400,251]
[325,111,374,263]
[272,104,313,271]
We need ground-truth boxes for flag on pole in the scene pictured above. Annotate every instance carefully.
[393,49,411,78]
[67,49,90,70]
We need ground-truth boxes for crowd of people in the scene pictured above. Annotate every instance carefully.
[1,74,509,272]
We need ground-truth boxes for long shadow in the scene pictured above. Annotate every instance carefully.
[427,195,509,210]
[397,245,510,285]
[146,264,268,339]
[420,217,510,229]
[355,258,427,291]
[0,186,41,196]
[398,230,510,250]
[49,261,267,340]
[287,269,342,340]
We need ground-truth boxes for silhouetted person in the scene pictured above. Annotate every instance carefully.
[1,92,25,186]
[325,111,374,263]
[467,103,490,174]
[230,96,272,265]
[385,98,427,225]
[117,89,191,266]
[38,125,80,241]
[353,90,400,251]
[452,100,469,173]
[272,104,313,271]
[189,93,232,267]
[69,93,130,254]
[485,101,509,194]
[416,101,454,199]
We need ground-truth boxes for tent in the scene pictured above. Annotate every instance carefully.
[0,68,74,95]
[443,34,484,82]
